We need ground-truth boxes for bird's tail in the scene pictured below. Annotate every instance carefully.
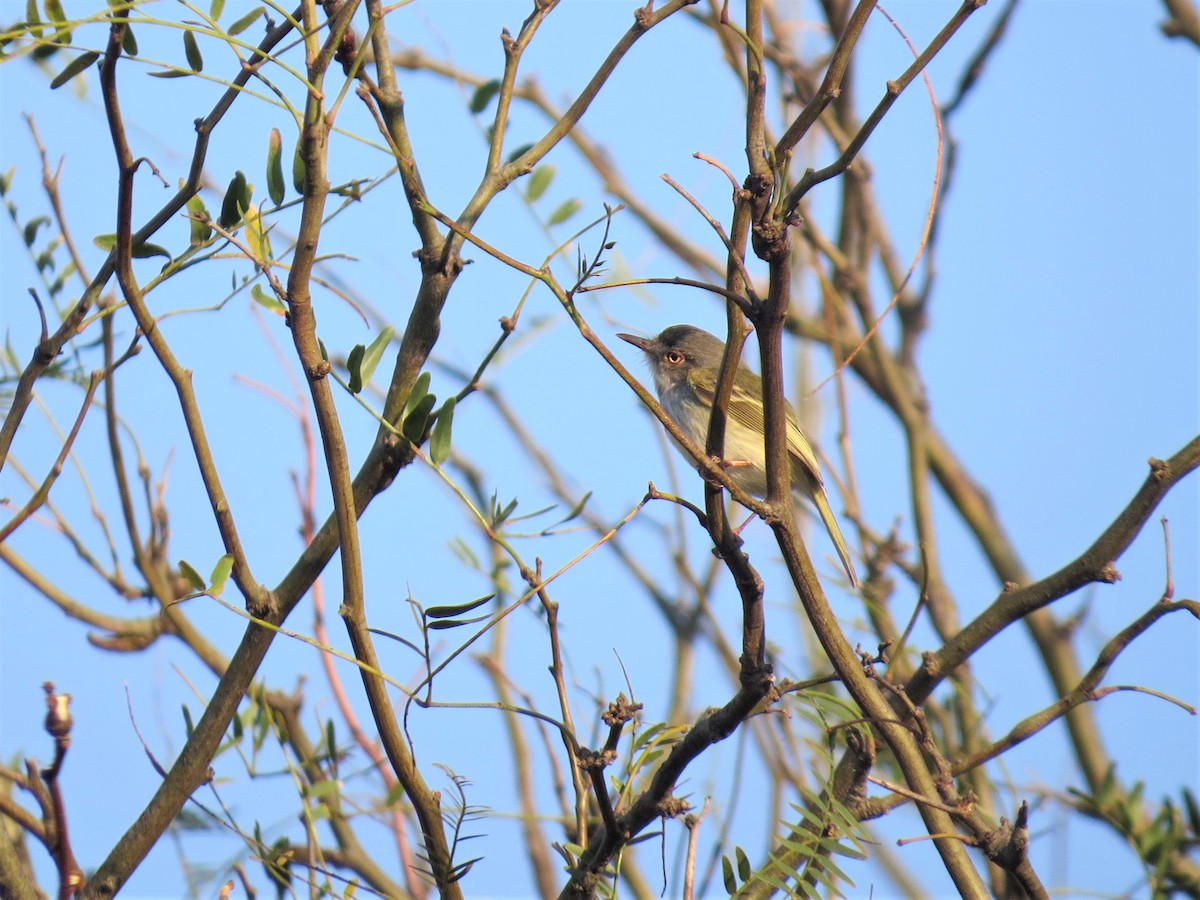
[810,487,859,589]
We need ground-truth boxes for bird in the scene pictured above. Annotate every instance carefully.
[618,324,858,588]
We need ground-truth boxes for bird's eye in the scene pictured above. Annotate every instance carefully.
[665,350,684,365]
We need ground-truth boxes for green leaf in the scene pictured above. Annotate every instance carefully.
[292,139,307,195]
[24,0,43,39]
[186,195,212,245]
[250,283,285,314]
[358,325,394,388]
[218,170,247,228]
[210,0,226,19]
[346,343,365,394]
[182,704,195,738]
[429,396,455,465]
[44,0,70,42]
[384,781,407,807]
[1183,787,1200,836]
[121,25,137,56]
[91,233,170,260]
[44,0,67,25]
[736,846,751,881]
[178,560,206,592]
[543,490,591,533]
[425,594,494,620]
[209,553,234,595]
[266,128,284,206]
[403,371,431,418]
[631,722,669,751]
[526,164,555,202]
[134,242,171,260]
[49,51,98,90]
[306,780,340,800]
[244,204,271,262]
[493,495,518,525]
[721,856,737,894]
[182,29,203,72]
[402,393,436,443]
[22,216,50,247]
[427,617,490,631]
[506,143,534,164]
[469,79,500,114]
[228,6,263,35]
[547,198,582,227]
[147,68,192,80]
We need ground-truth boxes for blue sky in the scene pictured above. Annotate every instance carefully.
[2,1,1197,897]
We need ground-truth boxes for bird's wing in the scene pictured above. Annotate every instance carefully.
[688,366,824,485]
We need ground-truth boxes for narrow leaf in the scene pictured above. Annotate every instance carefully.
[44,0,70,42]
[469,79,500,114]
[182,704,195,738]
[44,0,67,26]
[50,51,98,90]
[506,143,534,164]
[430,396,455,465]
[721,856,737,894]
[228,6,263,35]
[358,325,394,387]
[25,0,43,39]
[427,616,490,630]
[292,139,307,195]
[495,496,518,524]
[403,372,431,418]
[543,490,591,533]
[402,393,436,443]
[210,0,226,19]
[251,283,285,314]
[266,128,284,206]
[306,780,340,800]
[1183,787,1200,836]
[218,171,247,228]
[186,195,212,245]
[425,594,494,620]
[547,198,582,226]
[526,164,555,202]
[178,560,206,592]
[182,29,203,72]
[244,204,271,262]
[121,24,137,55]
[736,846,751,881]
[209,553,234,595]
[346,343,365,394]
[22,216,50,247]
[384,781,407,807]
[132,242,171,261]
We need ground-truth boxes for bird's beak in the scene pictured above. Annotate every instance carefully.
[616,333,656,353]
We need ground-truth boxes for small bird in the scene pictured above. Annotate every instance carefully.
[618,324,858,588]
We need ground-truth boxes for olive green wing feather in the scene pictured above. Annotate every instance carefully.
[688,366,823,485]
